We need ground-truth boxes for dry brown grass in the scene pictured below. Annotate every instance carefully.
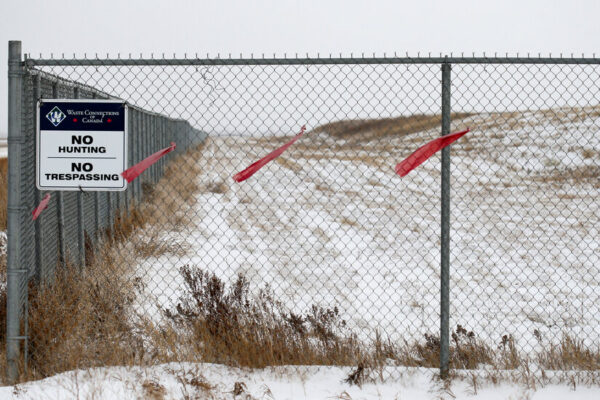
[0,144,206,382]
[142,380,167,400]
[158,265,365,368]
[388,326,495,370]
[312,113,473,146]
[275,156,303,173]
[582,148,596,159]
[340,217,358,227]
[535,165,600,188]
[537,336,600,371]
[300,153,389,170]
[346,329,599,386]
[141,146,204,229]
[147,264,600,387]
[26,257,142,379]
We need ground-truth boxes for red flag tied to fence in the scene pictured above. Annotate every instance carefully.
[32,193,51,221]
[233,125,307,182]
[395,128,470,177]
[121,142,176,183]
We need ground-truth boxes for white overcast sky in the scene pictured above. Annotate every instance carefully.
[1,0,599,135]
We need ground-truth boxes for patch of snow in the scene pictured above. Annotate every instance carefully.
[1,363,599,400]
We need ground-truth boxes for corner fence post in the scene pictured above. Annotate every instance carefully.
[6,40,25,383]
[440,61,452,379]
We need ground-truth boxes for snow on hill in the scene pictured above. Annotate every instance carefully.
[133,108,600,353]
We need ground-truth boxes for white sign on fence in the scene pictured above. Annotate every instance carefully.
[37,99,128,191]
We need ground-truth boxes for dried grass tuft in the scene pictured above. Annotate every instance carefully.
[142,380,167,400]
[162,265,364,368]
[537,336,600,371]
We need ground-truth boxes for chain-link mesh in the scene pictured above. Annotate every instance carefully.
[451,63,600,351]
[6,64,206,378]
[20,69,205,280]
[7,55,600,380]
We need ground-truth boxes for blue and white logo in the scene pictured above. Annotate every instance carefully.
[46,106,66,127]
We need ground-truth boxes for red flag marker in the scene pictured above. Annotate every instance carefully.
[395,128,470,177]
[32,193,51,221]
[233,125,307,182]
[121,142,176,183]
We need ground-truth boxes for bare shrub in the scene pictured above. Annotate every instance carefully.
[163,265,363,368]
[393,326,493,369]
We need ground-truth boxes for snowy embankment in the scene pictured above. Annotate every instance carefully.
[133,109,600,353]
[2,363,599,400]
[2,110,599,398]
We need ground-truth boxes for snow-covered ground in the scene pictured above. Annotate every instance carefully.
[2,363,599,400]
[133,109,600,354]
[2,110,599,398]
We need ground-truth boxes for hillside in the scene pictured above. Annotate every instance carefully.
[133,108,600,350]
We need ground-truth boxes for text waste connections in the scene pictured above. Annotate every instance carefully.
[37,99,128,191]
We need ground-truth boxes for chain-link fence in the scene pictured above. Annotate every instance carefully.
[6,41,600,381]
[6,42,207,380]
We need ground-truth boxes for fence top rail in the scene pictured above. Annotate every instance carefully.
[24,55,600,67]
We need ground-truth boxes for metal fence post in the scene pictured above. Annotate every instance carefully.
[161,118,166,174]
[6,40,25,383]
[91,93,101,240]
[156,117,161,177]
[440,61,452,379]
[129,108,135,205]
[133,110,139,202]
[150,114,154,182]
[33,74,43,282]
[144,113,149,188]
[53,83,67,270]
[74,87,85,268]
[136,111,142,200]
